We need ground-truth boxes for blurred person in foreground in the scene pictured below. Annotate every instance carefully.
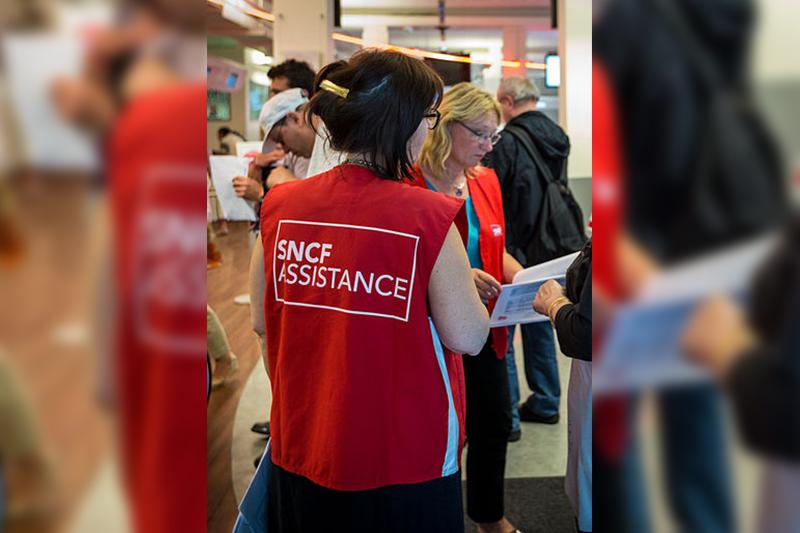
[683,215,800,532]
[594,0,788,530]
[533,238,592,533]
[244,49,489,533]
[413,83,523,533]
[51,1,206,532]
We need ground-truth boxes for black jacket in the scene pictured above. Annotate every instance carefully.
[483,110,571,267]
[594,0,785,262]
[554,240,592,361]
[728,217,800,461]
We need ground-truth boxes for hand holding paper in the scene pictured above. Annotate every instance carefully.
[232,175,264,202]
[208,156,257,222]
[593,234,775,395]
[489,252,579,327]
[533,279,568,319]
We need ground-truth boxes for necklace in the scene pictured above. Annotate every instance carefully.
[344,158,389,178]
[440,174,467,197]
[427,175,467,197]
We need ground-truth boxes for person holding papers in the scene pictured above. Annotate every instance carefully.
[412,82,524,533]
[681,219,800,532]
[533,240,592,532]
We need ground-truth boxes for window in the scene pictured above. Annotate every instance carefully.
[207,90,231,122]
[249,82,269,121]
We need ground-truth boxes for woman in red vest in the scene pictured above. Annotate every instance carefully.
[414,83,524,533]
[259,50,490,532]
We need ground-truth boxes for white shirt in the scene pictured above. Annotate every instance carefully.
[307,122,344,177]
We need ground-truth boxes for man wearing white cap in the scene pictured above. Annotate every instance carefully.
[232,88,317,199]
[258,87,316,186]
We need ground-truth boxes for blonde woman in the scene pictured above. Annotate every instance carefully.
[410,82,525,533]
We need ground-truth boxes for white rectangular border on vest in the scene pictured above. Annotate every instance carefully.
[272,220,420,322]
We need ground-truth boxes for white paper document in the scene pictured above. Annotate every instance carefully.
[593,234,776,395]
[208,156,257,221]
[235,141,263,157]
[513,252,580,284]
[593,298,711,395]
[489,277,565,327]
[489,252,579,327]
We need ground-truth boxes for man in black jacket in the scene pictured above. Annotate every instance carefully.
[483,77,571,439]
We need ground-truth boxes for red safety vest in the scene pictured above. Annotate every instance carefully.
[409,165,510,359]
[261,164,468,490]
[109,83,207,533]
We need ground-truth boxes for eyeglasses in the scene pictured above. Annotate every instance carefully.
[457,121,501,145]
[424,109,441,130]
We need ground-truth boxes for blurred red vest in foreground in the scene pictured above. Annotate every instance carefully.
[109,83,207,533]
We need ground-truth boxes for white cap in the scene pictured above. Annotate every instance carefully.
[258,88,309,152]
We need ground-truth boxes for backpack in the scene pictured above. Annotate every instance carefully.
[504,124,588,264]
[651,0,786,257]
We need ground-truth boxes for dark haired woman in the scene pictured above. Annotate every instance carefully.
[259,49,490,533]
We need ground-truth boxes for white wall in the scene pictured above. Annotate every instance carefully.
[558,0,591,180]
[273,0,335,71]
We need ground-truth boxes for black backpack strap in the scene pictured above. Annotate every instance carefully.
[503,125,557,185]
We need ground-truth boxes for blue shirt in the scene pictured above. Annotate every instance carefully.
[464,196,483,269]
[424,177,482,269]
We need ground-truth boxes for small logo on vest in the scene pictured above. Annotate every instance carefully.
[491,224,503,237]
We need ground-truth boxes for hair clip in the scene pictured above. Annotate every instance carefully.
[320,79,350,99]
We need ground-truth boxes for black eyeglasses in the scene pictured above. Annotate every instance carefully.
[424,109,441,130]
[457,121,501,145]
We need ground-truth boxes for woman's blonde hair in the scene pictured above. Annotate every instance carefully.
[419,82,501,180]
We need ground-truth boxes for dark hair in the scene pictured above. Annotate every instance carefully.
[307,49,443,181]
[218,127,243,139]
[268,59,316,94]
[312,60,347,96]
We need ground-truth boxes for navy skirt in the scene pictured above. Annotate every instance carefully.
[269,464,464,533]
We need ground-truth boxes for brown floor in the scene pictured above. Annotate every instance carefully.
[207,221,262,533]
[0,176,109,529]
